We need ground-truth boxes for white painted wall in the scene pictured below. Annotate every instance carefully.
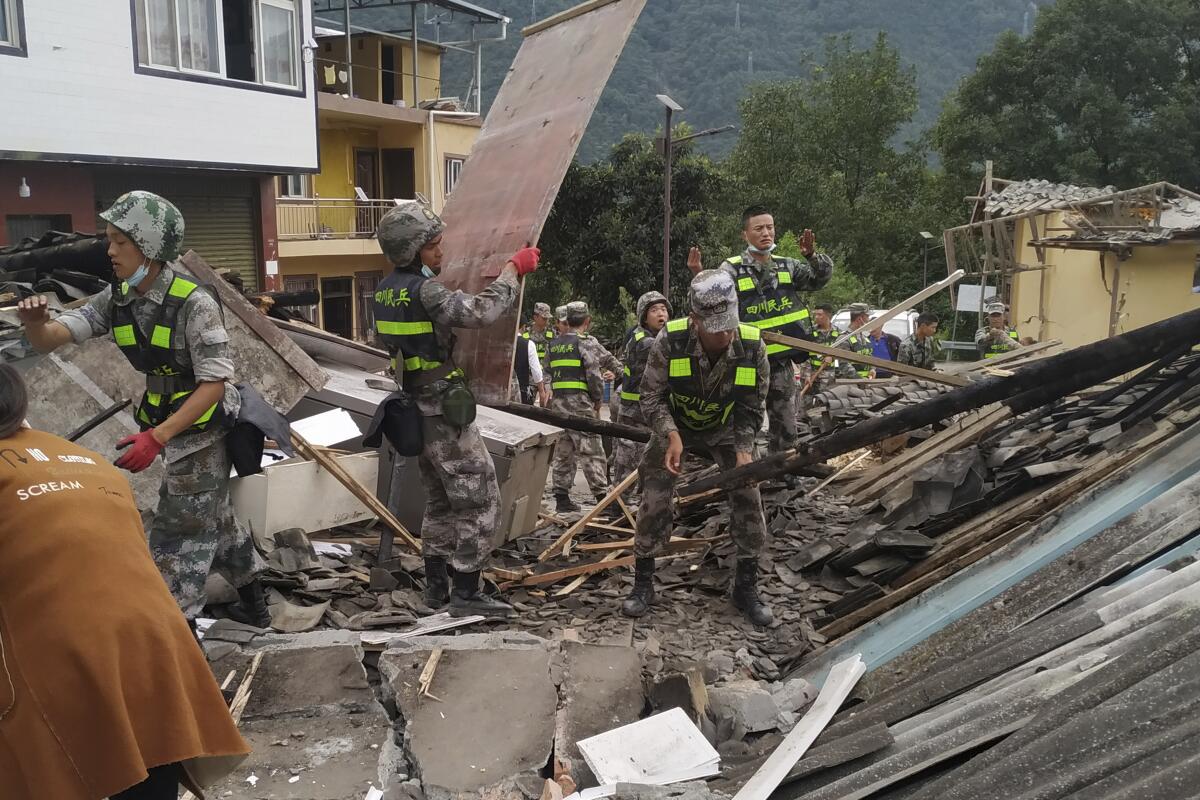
[1,0,319,171]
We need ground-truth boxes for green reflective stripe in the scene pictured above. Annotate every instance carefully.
[145,392,163,407]
[777,270,792,285]
[727,256,743,265]
[550,358,582,369]
[738,324,761,341]
[168,277,198,298]
[623,366,631,377]
[669,358,693,378]
[736,276,755,292]
[765,342,793,356]
[376,320,435,335]
[747,309,810,330]
[735,366,757,387]
[193,401,218,427]
[984,352,1002,358]
[150,325,172,349]
[1009,330,1019,340]
[113,325,136,347]
[521,332,530,339]
[390,357,398,371]
[552,380,588,391]
[634,330,646,341]
[666,318,689,333]
[620,391,640,402]
[136,407,152,424]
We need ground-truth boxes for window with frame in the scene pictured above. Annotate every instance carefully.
[444,157,464,197]
[282,274,318,324]
[278,174,309,198]
[0,0,26,55]
[133,0,300,89]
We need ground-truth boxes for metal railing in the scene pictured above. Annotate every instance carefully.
[277,197,395,240]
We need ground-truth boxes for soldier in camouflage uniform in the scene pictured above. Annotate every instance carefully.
[18,191,269,629]
[689,208,834,456]
[609,291,671,505]
[835,303,875,378]
[622,270,774,625]
[554,305,569,335]
[546,301,622,513]
[975,303,1022,358]
[371,201,541,619]
[897,312,940,370]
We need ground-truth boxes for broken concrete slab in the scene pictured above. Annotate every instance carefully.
[771,678,816,716]
[555,641,644,787]
[608,781,729,800]
[707,681,782,735]
[379,633,558,799]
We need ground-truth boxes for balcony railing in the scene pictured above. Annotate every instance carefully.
[277,197,395,240]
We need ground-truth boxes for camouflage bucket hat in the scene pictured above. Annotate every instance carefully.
[377,200,446,267]
[99,191,185,262]
[636,290,671,325]
[532,302,552,318]
[689,270,739,332]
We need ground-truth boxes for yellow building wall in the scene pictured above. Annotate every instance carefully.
[1012,211,1200,349]
[314,126,379,199]
[394,42,444,105]
[277,254,391,336]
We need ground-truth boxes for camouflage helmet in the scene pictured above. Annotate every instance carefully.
[99,191,185,262]
[565,300,590,326]
[635,290,671,325]
[532,302,552,318]
[555,305,568,322]
[377,200,446,267]
[688,270,739,332]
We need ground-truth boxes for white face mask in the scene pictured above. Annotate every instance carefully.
[748,243,777,256]
[126,259,152,288]
[420,265,435,278]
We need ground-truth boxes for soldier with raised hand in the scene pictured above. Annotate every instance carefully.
[688,207,834,456]
[545,300,621,513]
[609,290,671,506]
[17,190,270,631]
[975,302,1022,358]
[622,270,774,626]
[371,200,540,619]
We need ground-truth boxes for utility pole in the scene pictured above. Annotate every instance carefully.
[657,94,683,298]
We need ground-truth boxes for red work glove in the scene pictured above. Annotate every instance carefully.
[509,246,541,275]
[114,429,165,473]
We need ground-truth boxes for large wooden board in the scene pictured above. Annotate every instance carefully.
[435,0,648,404]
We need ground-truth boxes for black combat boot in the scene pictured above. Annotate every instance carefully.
[621,557,656,618]
[732,559,774,626]
[227,579,271,629]
[555,491,581,513]
[449,571,517,619]
[423,556,450,609]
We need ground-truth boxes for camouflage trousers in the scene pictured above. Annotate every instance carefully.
[609,400,646,502]
[151,437,265,620]
[417,415,501,573]
[549,393,609,495]
[765,359,799,454]
[635,427,766,559]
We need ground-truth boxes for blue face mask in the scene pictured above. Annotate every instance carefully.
[421,265,435,278]
[126,259,152,288]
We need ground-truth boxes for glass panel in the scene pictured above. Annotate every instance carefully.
[179,0,219,73]
[146,0,178,67]
[0,0,11,45]
[260,2,296,86]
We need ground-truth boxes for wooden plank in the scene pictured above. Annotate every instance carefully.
[434,0,648,404]
[586,521,636,535]
[833,270,965,346]
[953,339,1062,373]
[522,555,637,587]
[804,450,872,498]
[522,0,622,35]
[291,432,422,554]
[762,331,968,387]
[577,535,724,553]
[537,469,639,562]
[554,549,624,596]
[731,655,866,800]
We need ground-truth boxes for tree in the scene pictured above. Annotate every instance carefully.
[934,0,1200,189]
[526,129,738,341]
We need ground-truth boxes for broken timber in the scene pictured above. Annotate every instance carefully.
[682,308,1200,496]
[764,331,969,387]
[496,401,650,442]
[538,469,640,561]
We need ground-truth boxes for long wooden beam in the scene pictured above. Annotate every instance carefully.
[833,270,965,344]
[762,331,969,387]
[680,308,1200,496]
[495,401,650,442]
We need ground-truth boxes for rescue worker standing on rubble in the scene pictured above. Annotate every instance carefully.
[546,301,621,513]
[688,207,834,456]
[371,200,540,619]
[836,303,877,379]
[623,270,774,625]
[609,290,671,506]
[17,191,270,632]
[804,303,841,389]
[976,302,1022,358]
[897,312,940,370]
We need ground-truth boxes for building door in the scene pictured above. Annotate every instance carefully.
[381,149,416,200]
[355,271,383,343]
[354,148,380,234]
[321,277,353,339]
[381,45,396,105]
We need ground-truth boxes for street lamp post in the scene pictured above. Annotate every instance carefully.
[919,231,936,310]
[657,94,683,298]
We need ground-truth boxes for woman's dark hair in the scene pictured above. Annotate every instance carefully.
[0,363,29,439]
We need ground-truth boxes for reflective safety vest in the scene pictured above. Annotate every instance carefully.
[664,318,762,432]
[727,255,810,361]
[548,333,588,393]
[808,327,839,369]
[111,274,222,435]
[844,334,874,378]
[522,327,554,361]
[619,328,649,403]
[985,329,1020,358]
[373,268,459,385]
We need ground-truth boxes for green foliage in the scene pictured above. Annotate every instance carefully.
[934,0,1200,188]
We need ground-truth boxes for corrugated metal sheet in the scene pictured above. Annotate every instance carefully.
[433,0,648,404]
